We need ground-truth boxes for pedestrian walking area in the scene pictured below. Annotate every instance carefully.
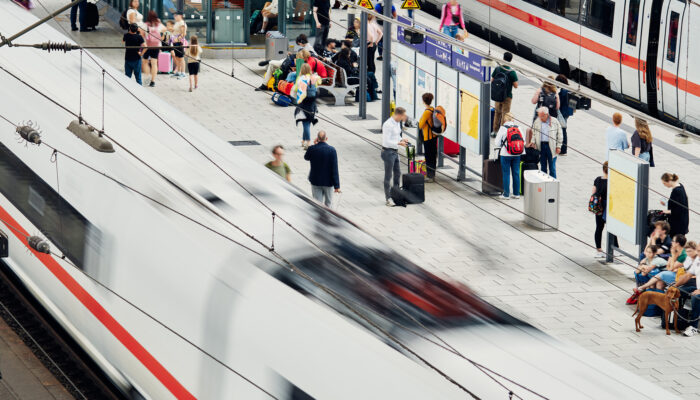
[33,1,700,398]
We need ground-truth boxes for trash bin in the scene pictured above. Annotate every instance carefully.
[265,31,287,61]
[523,170,559,231]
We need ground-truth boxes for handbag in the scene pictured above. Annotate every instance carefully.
[588,194,604,215]
[556,112,567,129]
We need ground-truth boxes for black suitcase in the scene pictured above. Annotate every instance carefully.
[84,3,99,29]
[402,173,425,204]
[482,159,503,194]
[519,161,539,195]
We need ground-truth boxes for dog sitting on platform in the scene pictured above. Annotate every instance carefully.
[633,286,681,335]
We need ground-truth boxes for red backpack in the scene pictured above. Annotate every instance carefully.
[504,125,524,155]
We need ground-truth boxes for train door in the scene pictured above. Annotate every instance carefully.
[657,0,686,118]
[643,0,663,116]
[620,0,643,102]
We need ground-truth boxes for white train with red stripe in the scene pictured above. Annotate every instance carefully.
[0,4,684,399]
[429,0,700,131]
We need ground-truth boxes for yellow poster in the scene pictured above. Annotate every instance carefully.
[460,90,479,140]
[608,168,636,228]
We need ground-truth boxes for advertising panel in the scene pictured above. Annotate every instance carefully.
[415,53,436,119]
[606,150,649,245]
[436,63,458,144]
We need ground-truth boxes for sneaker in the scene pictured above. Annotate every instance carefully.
[499,195,510,200]
[595,251,606,259]
[149,81,155,87]
[683,326,698,337]
[255,84,267,91]
[189,87,192,92]
[176,74,183,80]
[386,198,395,207]
[256,29,266,35]
[490,131,497,138]
[511,195,520,199]
[258,60,270,67]
[71,25,79,31]
[425,177,435,183]
[377,56,383,61]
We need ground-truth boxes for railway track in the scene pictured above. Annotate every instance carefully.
[0,261,126,400]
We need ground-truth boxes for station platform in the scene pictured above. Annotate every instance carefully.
[29,0,700,398]
[0,315,71,400]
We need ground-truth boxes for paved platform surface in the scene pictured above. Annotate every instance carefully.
[0,314,72,400]
[25,1,700,398]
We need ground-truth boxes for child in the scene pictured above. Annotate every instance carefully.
[171,12,187,78]
[634,245,666,286]
[186,35,202,92]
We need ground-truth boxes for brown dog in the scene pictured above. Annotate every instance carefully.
[633,286,681,335]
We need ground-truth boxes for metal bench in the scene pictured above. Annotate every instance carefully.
[317,59,359,106]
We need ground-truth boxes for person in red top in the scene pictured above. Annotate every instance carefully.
[439,0,465,38]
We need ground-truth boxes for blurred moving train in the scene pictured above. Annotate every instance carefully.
[0,4,683,399]
[423,0,700,132]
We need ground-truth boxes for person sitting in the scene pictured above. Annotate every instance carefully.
[628,244,667,305]
[321,38,337,61]
[258,0,278,34]
[332,47,359,86]
[649,221,673,258]
[635,235,692,293]
[257,34,316,91]
[299,49,327,78]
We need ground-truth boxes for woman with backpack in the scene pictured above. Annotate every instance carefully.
[494,113,524,200]
[438,0,466,38]
[592,161,619,258]
[631,118,654,164]
[142,11,163,87]
[531,79,560,120]
[555,74,573,155]
[294,63,319,150]
[125,0,143,29]
[418,93,438,183]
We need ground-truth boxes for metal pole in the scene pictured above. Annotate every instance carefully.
[206,0,213,43]
[437,136,444,167]
[380,1,392,126]
[359,11,368,119]
[480,82,491,161]
[457,146,466,180]
[278,0,286,36]
[606,233,614,263]
[0,0,85,48]
[348,12,355,30]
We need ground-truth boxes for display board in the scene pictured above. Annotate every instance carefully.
[415,53,436,120]
[393,45,416,120]
[607,150,649,245]
[436,63,458,144]
[458,73,481,154]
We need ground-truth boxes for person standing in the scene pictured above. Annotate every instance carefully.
[126,0,144,28]
[142,11,164,87]
[171,12,187,79]
[531,79,560,119]
[494,113,522,200]
[313,0,331,52]
[70,0,86,32]
[418,93,438,182]
[527,107,562,178]
[365,15,383,73]
[265,145,292,182]
[438,0,465,38]
[631,118,654,164]
[605,112,629,160]
[554,74,573,155]
[661,172,689,238]
[186,35,202,92]
[123,23,145,85]
[592,161,619,258]
[382,108,409,206]
[491,52,518,137]
[304,131,340,207]
[373,0,396,60]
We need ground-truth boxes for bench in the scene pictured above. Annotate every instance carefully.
[317,59,359,106]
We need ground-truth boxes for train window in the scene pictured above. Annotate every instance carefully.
[0,143,94,270]
[523,0,570,17]
[625,0,640,45]
[581,0,615,36]
[563,0,582,22]
[666,11,679,62]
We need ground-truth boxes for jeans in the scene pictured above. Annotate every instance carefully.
[639,152,650,162]
[366,43,377,73]
[315,24,330,50]
[381,149,401,200]
[493,97,512,133]
[70,0,86,28]
[442,25,459,38]
[500,155,521,197]
[634,269,659,286]
[424,137,438,178]
[540,144,557,178]
[125,59,142,85]
[301,121,311,141]
[561,126,568,154]
[311,185,333,207]
[378,38,384,57]
[691,295,700,328]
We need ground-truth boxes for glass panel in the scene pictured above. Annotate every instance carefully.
[666,11,679,62]
[582,0,614,36]
[625,0,640,45]
[162,0,177,19]
[285,0,314,41]
[563,0,581,21]
[183,0,208,40]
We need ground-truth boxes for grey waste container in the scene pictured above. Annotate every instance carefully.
[214,8,244,43]
[523,170,559,231]
[265,31,287,61]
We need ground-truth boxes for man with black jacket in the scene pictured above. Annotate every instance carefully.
[304,131,340,207]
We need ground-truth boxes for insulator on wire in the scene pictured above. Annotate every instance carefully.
[28,236,50,254]
[66,120,115,153]
[16,125,41,144]
[34,41,80,53]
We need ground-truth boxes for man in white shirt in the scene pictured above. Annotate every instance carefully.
[381,108,409,206]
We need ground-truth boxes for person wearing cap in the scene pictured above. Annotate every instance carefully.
[171,11,188,78]
[123,23,146,85]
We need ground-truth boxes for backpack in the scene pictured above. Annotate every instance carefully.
[503,125,524,155]
[490,67,510,102]
[271,93,292,107]
[120,9,130,30]
[431,106,447,134]
[588,194,604,215]
[146,24,161,47]
[538,90,559,118]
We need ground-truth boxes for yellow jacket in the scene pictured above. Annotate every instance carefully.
[418,107,436,142]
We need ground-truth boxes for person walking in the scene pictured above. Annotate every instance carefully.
[555,74,573,155]
[494,113,522,200]
[382,108,409,206]
[186,35,202,92]
[142,11,164,87]
[438,0,465,38]
[265,145,292,182]
[605,112,629,160]
[418,93,438,182]
[527,107,562,178]
[631,118,654,164]
[661,172,689,238]
[294,63,319,149]
[313,0,331,52]
[592,161,619,258]
[70,0,86,31]
[373,0,396,60]
[123,23,145,85]
[491,52,518,137]
[304,131,340,207]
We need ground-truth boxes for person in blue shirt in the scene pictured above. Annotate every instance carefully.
[605,112,629,160]
[374,1,396,60]
[304,131,340,207]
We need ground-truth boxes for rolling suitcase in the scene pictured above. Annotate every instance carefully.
[84,2,99,29]
[402,173,425,204]
[482,158,503,194]
[158,52,172,74]
[519,161,539,195]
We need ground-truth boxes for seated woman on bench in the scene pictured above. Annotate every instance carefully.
[635,236,694,293]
